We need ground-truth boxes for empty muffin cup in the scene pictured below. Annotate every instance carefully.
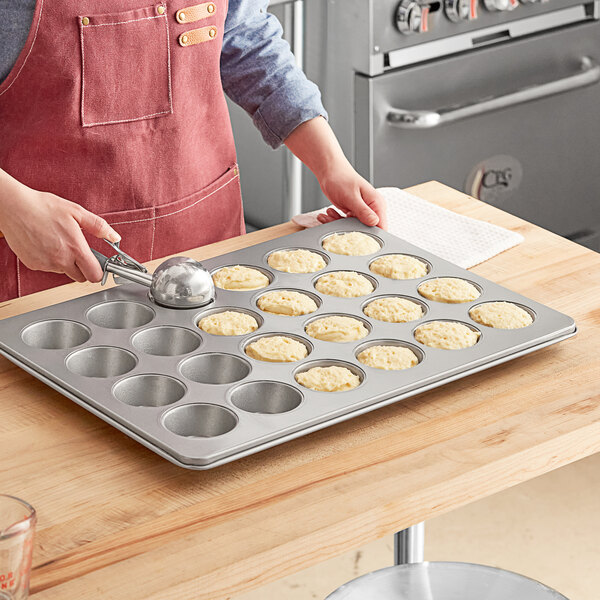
[21,320,91,350]
[231,381,303,414]
[179,353,251,384]
[87,301,155,329]
[113,374,186,407]
[162,403,238,437]
[132,326,201,356]
[66,346,137,378]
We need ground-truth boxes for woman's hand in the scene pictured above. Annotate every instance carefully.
[0,170,120,283]
[284,116,387,229]
[316,160,387,229]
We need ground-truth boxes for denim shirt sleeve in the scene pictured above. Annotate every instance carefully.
[221,0,328,149]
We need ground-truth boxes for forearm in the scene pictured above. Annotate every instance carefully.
[284,116,350,180]
[284,117,386,228]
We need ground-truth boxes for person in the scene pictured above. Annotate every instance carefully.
[0,0,386,302]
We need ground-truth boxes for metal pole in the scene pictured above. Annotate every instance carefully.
[282,0,304,221]
[394,522,425,565]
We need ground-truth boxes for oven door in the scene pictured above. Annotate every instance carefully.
[356,20,600,250]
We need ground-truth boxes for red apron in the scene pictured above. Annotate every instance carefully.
[0,0,244,301]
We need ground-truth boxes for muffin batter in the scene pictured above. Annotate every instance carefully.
[364,296,423,323]
[198,311,259,336]
[470,301,533,329]
[305,315,369,343]
[369,254,428,280]
[322,231,381,256]
[357,345,419,370]
[245,335,308,362]
[315,271,374,298]
[257,290,318,316]
[414,321,480,350]
[267,249,326,273]
[212,265,270,291]
[295,365,360,392]
[418,277,480,303]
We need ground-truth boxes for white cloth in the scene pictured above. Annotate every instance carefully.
[291,187,524,269]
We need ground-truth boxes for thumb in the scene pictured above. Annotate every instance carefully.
[348,189,379,227]
[361,184,387,230]
[75,207,121,243]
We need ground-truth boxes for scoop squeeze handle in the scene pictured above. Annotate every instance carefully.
[91,249,109,269]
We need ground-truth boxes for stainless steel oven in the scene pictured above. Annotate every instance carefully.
[232,1,600,251]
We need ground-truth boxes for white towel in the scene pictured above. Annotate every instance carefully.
[291,187,523,269]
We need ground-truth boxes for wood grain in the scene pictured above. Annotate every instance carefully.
[1,182,598,600]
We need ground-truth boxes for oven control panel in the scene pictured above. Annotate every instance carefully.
[345,0,600,74]
[394,0,584,37]
[392,0,593,36]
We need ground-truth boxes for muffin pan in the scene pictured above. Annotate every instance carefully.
[0,218,576,469]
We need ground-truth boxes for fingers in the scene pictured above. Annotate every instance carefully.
[64,263,86,283]
[75,206,121,243]
[343,188,379,227]
[75,248,104,283]
[327,207,344,220]
[317,207,344,224]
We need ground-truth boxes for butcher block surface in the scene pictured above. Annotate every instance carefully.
[0,181,598,600]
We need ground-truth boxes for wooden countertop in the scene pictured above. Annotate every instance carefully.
[1,182,598,600]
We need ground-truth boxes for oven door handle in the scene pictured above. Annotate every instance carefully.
[387,56,600,129]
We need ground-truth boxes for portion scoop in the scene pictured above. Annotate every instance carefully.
[92,242,215,309]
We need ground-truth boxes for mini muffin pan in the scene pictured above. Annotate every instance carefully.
[0,218,576,469]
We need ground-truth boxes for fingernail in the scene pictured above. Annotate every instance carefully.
[109,231,121,243]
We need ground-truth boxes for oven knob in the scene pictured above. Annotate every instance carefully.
[445,0,470,21]
[395,0,423,34]
[483,0,518,10]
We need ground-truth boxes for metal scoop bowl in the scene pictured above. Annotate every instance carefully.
[92,242,215,309]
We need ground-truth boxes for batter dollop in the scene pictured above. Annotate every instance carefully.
[198,311,259,336]
[322,231,381,256]
[295,365,360,392]
[315,271,374,298]
[418,278,480,304]
[414,321,480,350]
[212,265,270,291]
[267,249,326,273]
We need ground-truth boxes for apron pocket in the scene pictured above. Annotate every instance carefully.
[79,3,172,127]
[152,164,244,259]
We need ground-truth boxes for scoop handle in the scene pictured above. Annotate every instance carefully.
[91,248,153,287]
[91,249,109,269]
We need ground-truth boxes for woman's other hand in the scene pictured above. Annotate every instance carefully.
[0,170,120,283]
[284,117,387,229]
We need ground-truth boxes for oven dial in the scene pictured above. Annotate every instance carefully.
[445,0,470,22]
[395,0,423,34]
[483,0,518,10]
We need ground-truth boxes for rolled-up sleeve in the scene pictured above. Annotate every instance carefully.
[221,0,328,149]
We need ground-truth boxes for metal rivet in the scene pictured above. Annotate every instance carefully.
[81,16,90,25]
[178,11,186,21]
[157,5,165,14]
[207,3,215,13]
[209,27,216,38]
[181,35,188,44]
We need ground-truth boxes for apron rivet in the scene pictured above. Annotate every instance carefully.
[209,27,217,38]
[178,12,186,21]
[157,5,165,14]
[208,3,215,12]
[81,16,90,25]
[181,35,189,44]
